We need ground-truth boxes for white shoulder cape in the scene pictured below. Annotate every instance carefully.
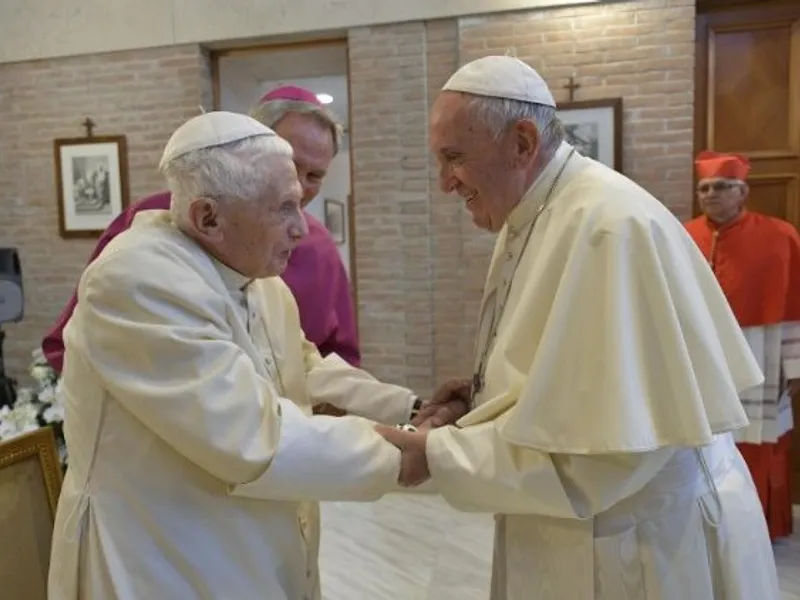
[470,156,761,454]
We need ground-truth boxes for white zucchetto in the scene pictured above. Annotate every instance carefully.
[159,111,277,168]
[442,55,556,108]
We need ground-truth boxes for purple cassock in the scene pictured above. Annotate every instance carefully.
[41,192,361,373]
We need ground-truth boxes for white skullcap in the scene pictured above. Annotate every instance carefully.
[442,55,556,107]
[159,111,277,168]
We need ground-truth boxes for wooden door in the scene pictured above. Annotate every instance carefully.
[695,0,800,502]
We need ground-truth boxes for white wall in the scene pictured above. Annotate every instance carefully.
[305,139,352,276]
[0,0,603,64]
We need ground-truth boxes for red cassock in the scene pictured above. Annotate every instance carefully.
[687,150,800,540]
[685,210,800,328]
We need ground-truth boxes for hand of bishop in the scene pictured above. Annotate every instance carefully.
[411,378,471,429]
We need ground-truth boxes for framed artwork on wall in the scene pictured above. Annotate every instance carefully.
[324,197,346,245]
[557,98,623,172]
[53,134,130,239]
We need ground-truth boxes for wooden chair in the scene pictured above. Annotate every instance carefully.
[0,427,64,600]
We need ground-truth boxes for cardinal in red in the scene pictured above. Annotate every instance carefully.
[686,150,800,540]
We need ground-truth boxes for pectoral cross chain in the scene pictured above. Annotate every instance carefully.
[472,372,483,396]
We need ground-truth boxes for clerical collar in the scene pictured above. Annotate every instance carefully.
[212,257,253,292]
[506,141,574,235]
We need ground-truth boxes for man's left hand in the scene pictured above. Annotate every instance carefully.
[375,424,430,487]
[410,378,472,429]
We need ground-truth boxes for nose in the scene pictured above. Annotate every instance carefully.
[291,210,309,241]
[300,175,320,206]
[438,165,458,194]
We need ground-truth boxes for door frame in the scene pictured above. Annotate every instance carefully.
[693,0,800,217]
[208,39,360,318]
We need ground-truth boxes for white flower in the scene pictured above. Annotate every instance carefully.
[0,419,17,441]
[37,386,56,405]
[12,403,38,426]
[14,387,36,405]
[42,403,64,424]
[31,366,51,383]
[0,403,40,441]
[58,443,68,465]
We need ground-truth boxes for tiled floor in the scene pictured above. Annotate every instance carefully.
[318,495,800,599]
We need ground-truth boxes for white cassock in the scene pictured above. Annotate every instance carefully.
[48,210,414,600]
[424,143,783,599]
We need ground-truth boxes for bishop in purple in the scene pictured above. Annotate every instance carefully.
[42,86,360,373]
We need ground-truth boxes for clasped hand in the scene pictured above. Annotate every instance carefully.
[375,378,471,487]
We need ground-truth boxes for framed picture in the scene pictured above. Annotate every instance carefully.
[53,135,130,238]
[324,198,346,245]
[0,427,63,598]
[557,98,623,172]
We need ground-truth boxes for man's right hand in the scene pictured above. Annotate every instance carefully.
[313,402,347,417]
[411,378,471,429]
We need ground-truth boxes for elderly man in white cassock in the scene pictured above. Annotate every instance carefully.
[47,111,450,600]
[381,56,782,599]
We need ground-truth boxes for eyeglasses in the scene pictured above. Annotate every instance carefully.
[697,180,739,194]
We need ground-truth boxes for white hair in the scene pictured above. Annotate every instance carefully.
[465,95,564,157]
[161,134,293,227]
[249,99,343,155]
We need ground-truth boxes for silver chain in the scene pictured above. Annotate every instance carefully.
[471,150,575,402]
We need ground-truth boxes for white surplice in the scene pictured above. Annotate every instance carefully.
[425,143,782,599]
[48,211,415,600]
[737,322,800,443]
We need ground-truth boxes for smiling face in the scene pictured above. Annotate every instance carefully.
[274,112,336,208]
[696,176,747,225]
[429,92,541,232]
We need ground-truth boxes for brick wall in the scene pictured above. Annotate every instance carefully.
[0,45,210,379]
[349,0,696,395]
[348,23,437,393]
[0,0,696,390]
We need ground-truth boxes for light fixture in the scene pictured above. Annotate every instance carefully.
[316,93,333,104]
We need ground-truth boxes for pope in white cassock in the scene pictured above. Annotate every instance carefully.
[47,112,446,600]
[380,56,783,599]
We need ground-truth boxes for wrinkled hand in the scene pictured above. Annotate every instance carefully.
[375,425,430,487]
[411,378,471,429]
[313,402,347,417]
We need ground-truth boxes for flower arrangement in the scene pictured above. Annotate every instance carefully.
[0,348,67,467]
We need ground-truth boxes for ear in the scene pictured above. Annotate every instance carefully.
[739,182,749,200]
[187,198,224,242]
[513,119,540,166]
